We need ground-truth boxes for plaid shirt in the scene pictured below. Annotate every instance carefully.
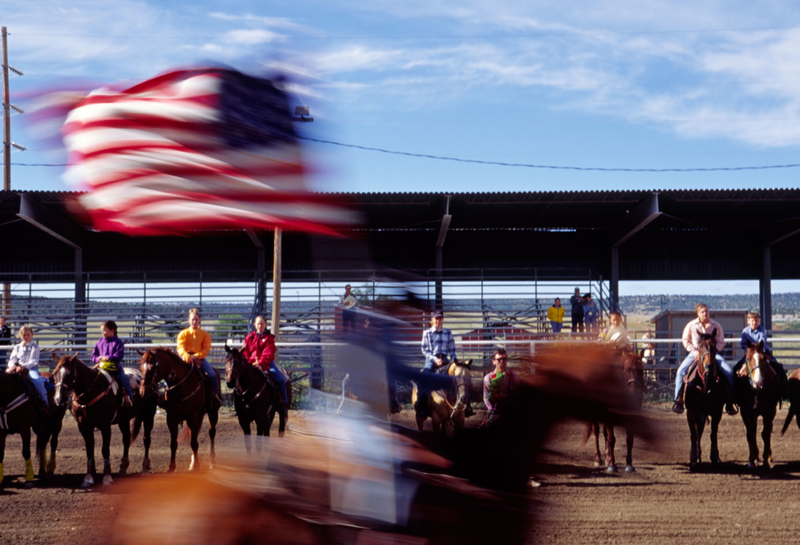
[483,369,516,412]
[421,327,456,362]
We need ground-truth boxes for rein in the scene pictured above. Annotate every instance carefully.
[232,359,272,411]
[71,369,116,413]
[0,393,30,429]
[163,364,204,404]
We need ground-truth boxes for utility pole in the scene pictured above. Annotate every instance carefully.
[2,26,10,191]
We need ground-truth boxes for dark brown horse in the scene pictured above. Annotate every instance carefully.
[781,368,800,437]
[584,347,645,472]
[53,354,141,488]
[0,371,37,487]
[111,344,655,545]
[139,348,220,472]
[736,339,779,469]
[684,330,727,468]
[224,345,291,450]
[32,364,69,478]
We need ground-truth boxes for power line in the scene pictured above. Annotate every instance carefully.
[297,136,800,173]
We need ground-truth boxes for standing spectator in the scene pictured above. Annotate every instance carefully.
[340,284,358,334]
[570,288,584,333]
[0,316,10,367]
[547,298,565,334]
[583,294,598,333]
[642,328,655,364]
[482,347,517,427]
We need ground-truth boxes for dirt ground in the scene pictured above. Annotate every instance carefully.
[3,405,800,544]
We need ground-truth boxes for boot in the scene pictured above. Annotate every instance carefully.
[724,383,738,416]
[464,402,476,418]
[415,391,429,418]
[672,384,685,414]
[121,390,132,408]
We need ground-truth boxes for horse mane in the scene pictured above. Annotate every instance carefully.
[152,347,192,368]
[52,353,86,376]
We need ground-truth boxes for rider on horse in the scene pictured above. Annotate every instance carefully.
[91,320,133,407]
[418,311,475,419]
[735,312,788,398]
[672,303,737,416]
[6,325,50,412]
[599,311,630,353]
[176,308,221,403]
[482,347,517,427]
[241,315,288,413]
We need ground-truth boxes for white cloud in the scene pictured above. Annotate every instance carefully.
[221,29,284,45]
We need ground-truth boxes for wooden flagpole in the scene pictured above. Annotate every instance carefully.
[271,228,282,340]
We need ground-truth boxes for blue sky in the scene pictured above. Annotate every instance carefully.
[3,1,800,295]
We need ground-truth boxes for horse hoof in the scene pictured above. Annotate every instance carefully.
[37,470,47,479]
[747,462,757,471]
[606,465,618,474]
[118,468,127,477]
[24,481,34,489]
[625,465,636,473]
[593,461,601,467]
[102,474,113,486]
[81,475,94,489]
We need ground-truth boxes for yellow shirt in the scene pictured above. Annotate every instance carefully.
[177,327,211,362]
[547,305,565,323]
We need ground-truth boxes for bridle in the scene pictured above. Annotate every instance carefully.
[141,351,203,404]
[226,351,272,411]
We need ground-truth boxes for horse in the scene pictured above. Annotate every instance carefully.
[781,368,800,437]
[32,364,69,479]
[223,345,291,450]
[584,347,645,473]
[110,344,654,545]
[736,339,779,469]
[139,348,220,472]
[411,359,473,434]
[683,329,727,468]
[0,371,37,488]
[53,353,145,488]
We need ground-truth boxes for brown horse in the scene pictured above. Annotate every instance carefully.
[53,354,142,488]
[224,345,291,450]
[684,330,727,468]
[33,365,69,479]
[139,348,220,472]
[736,339,779,469]
[0,371,37,487]
[584,347,645,473]
[781,368,800,437]
[411,359,473,434]
[111,344,654,545]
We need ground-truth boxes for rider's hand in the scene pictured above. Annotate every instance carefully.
[435,357,443,367]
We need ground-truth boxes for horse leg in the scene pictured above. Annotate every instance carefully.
[604,423,617,473]
[100,425,114,486]
[0,433,5,487]
[118,418,131,477]
[762,407,776,469]
[239,416,253,454]
[744,415,758,469]
[47,410,64,476]
[142,407,155,474]
[687,411,700,467]
[167,415,179,473]
[588,422,602,467]
[21,426,34,488]
[80,424,97,488]
[35,423,50,478]
[625,426,636,472]
[278,406,287,438]
[709,408,722,465]
[207,410,218,468]
[188,417,202,472]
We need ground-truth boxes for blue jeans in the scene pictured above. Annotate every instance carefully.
[29,373,48,405]
[675,353,735,401]
[269,360,288,404]
[551,321,562,333]
[111,366,134,400]
[198,358,220,396]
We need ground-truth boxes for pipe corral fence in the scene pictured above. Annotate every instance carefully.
[0,269,796,403]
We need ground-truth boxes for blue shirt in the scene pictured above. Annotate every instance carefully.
[741,325,771,352]
[421,327,456,362]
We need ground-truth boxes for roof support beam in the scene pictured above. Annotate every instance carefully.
[17,194,82,249]
[611,192,661,248]
[435,195,452,311]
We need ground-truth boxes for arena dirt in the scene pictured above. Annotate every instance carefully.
[2,406,800,544]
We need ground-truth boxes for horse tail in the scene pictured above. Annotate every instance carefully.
[581,422,593,447]
[178,421,192,445]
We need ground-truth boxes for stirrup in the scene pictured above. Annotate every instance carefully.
[672,401,684,414]
[726,403,738,416]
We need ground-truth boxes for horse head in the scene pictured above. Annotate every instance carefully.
[744,339,770,390]
[53,352,82,406]
[138,348,177,395]
[224,345,246,389]
[697,329,718,389]
[620,349,644,391]
[449,358,473,407]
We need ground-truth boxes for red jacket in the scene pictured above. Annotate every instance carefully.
[241,331,276,370]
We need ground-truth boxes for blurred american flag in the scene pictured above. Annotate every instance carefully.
[57,68,354,235]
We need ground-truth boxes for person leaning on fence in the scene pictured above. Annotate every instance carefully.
[91,320,133,407]
[340,284,358,335]
[599,311,630,352]
[642,328,655,364]
[241,315,288,410]
[0,316,10,368]
[672,303,737,416]
[6,325,50,412]
[547,298,565,334]
[570,288,585,333]
[735,312,788,399]
[482,348,517,427]
[176,308,221,402]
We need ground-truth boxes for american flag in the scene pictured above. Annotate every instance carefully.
[59,68,355,236]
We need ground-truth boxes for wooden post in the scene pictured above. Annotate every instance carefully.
[271,228,282,340]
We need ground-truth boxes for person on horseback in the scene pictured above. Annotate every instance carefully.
[418,311,475,418]
[599,311,630,352]
[6,325,50,412]
[91,320,133,407]
[482,348,517,427]
[735,312,788,398]
[241,315,288,412]
[176,308,221,403]
[672,303,737,415]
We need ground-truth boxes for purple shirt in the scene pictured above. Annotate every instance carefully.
[91,335,125,364]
